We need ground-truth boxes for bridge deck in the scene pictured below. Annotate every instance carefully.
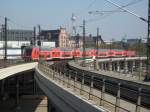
[69,62,150,86]
[0,62,37,80]
[97,57,146,62]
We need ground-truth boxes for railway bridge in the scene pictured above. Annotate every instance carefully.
[0,57,150,112]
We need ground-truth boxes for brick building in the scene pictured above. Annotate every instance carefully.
[40,27,69,48]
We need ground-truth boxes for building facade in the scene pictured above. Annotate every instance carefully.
[59,28,69,48]
[0,29,34,41]
[41,27,69,48]
[0,29,34,48]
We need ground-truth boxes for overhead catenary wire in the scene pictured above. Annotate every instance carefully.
[75,0,97,16]
[0,16,33,30]
[8,19,33,30]
[87,0,145,23]
[103,0,147,23]
[89,0,144,15]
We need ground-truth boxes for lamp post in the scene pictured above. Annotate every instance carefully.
[82,20,86,62]
[38,25,41,61]
[75,33,80,62]
[79,20,86,66]
[95,27,100,70]
[4,17,7,61]
[122,38,129,74]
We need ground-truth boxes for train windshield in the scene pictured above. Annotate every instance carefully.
[24,48,32,56]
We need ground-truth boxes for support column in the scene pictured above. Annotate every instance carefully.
[117,61,120,72]
[135,88,142,112]
[135,61,138,71]
[74,72,77,91]
[52,66,55,80]
[113,62,117,72]
[113,62,117,71]
[63,69,66,85]
[128,61,132,73]
[103,62,106,70]
[108,62,112,71]
[1,79,5,99]
[100,63,104,70]
[139,61,143,80]
[15,76,21,111]
[67,70,71,88]
[115,83,121,112]
[96,60,100,71]
[132,61,136,73]
[59,71,61,83]
[112,62,114,71]
[104,63,107,70]
[124,61,128,74]
[100,79,105,106]
[89,76,94,100]
[80,72,85,95]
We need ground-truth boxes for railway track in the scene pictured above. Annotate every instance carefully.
[50,61,150,110]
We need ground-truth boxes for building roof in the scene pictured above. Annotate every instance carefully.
[41,30,60,36]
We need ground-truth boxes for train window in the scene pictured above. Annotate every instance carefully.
[25,48,32,55]
[62,54,70,57]
[100,54,106,56]
[116,54,122,56]
[52,52,60,55]
[108,52,113,55]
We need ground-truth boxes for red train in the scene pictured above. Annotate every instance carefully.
[21,46,136,61]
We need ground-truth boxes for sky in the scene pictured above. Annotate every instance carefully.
[0,0,148,41]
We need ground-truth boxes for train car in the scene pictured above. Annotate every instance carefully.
[126,50,136,57]
[21,46,136,61]
[87,49,96,58]
[97,49,108,58]
[40,47,51,60]
[61,48,73,59]
[107,50,116,57]
[72,49,82,58]
[50,47,62,59]
[114,50,124,57]
[21,46,39,61]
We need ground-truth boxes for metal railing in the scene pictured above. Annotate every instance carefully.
[37,61,149,112]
